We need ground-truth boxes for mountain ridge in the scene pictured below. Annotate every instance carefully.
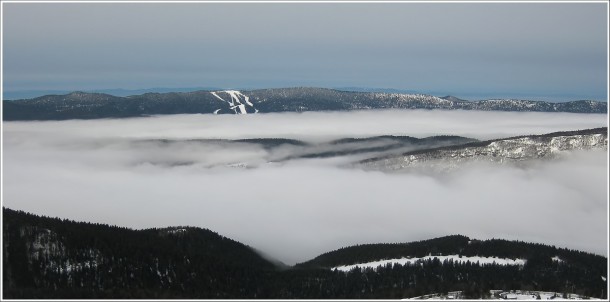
[3,87,606,121]
[296,234,606,269]
[359,127,608,172]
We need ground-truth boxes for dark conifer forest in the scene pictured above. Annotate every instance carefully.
[2,207,607,299]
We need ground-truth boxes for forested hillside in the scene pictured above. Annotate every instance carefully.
[4,88,606,121]
[2,208,607,299]
[2,208,276,298]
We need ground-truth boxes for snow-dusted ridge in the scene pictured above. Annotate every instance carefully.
[360,128,608,172]
[333,255,527,272]
[23,226,101,278]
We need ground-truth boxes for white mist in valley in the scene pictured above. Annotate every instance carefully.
[5,109,606,142]
[2,110,608,265]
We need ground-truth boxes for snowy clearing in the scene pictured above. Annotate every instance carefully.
[333,255,527,272]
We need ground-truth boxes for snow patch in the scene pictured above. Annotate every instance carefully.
[551,256,563,263]
[211,90,257,114]
[333,255,526,272]
[230,104,247,114]
[407,290,596,300]
[168,228,187,234]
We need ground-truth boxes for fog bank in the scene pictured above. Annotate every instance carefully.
[4,110,606,142]
[2,110,608,264]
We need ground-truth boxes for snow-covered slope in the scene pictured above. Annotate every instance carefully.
[360,128,608,172]
[333,255,526,272]
[210,90,258,114]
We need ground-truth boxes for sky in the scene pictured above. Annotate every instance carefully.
[2,2,608,101]
[3,110,607,265]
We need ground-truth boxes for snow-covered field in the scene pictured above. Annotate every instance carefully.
[333,255,527,272]
[407,290,600,300]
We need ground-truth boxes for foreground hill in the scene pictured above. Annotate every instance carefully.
[2,208,277,298]
[3,208,607,299]
[3,87,607,120]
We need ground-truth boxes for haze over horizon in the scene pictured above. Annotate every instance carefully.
[3,85,607,102]
[2,2,608,101]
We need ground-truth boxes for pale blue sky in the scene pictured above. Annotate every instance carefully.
[2,2,608,101]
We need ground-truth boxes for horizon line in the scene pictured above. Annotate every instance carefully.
[2,86,607,103]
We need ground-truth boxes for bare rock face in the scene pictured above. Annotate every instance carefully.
[359,128,608,172]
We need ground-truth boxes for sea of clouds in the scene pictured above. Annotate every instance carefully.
[2,110,608,264]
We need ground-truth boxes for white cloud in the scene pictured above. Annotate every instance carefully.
[4,110,606,141]
[2,110,608,265]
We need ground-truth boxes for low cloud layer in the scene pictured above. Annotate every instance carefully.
[2,110,608,264]
[4,110,606,142]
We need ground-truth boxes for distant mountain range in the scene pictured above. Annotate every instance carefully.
[2,87,224,100]
[3,207,607,299]
[3,87,606,121]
